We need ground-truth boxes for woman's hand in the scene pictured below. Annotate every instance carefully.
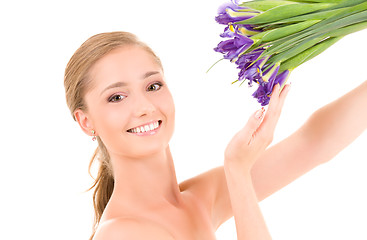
[224,83,291,172]
[223,83,290,239]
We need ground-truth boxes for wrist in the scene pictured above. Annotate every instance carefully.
[224,159,252,177]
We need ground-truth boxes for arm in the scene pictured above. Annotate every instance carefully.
[298,80,367,162]
[251,79,367,201]
[223,84,291,239]
[224,164,272,240]
[183,80,367,230]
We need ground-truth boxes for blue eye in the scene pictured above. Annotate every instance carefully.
[147,82,163,91]
[108,94,126,103]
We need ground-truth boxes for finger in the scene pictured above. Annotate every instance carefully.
[258,83,291,135]
[268,83,291,115]
[278,83,291,109]
[233,107,265,145]
[262,83,281,122]
[247,107,266,145]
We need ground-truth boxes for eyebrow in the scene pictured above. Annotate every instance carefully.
[100,71,161,96]
[143,71,160,79]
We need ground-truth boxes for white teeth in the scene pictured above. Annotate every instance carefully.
[128,121,161,133]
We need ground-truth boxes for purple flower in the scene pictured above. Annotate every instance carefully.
[252,69,290,106]
[220,24,260,38]
[273,69,289,88]
[220,25,236,38]
[239,24,262,37]
[215,1,253,25]
[236,49,263,69]
[214,31,254,61]
[212,1,292,107]
[237,61,262,85]
[235,49,264,85]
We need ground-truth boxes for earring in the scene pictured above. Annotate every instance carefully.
[91,130,96,141]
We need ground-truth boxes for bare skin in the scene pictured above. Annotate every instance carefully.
[224,83,291,239]
[75,46,216,239]
[74,45,367,239]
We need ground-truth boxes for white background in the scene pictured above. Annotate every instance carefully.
[1,0,366,239]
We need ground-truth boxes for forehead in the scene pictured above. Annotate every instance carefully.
[89,46,162,87]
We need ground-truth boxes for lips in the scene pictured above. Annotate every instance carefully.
[127,120,162,133]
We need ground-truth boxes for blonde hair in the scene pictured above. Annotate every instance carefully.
[64,31,163,240]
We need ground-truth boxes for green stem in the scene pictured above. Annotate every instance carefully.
[267,20,367,66]
[259,1,367,57]
[264,8,367,57]
[254,7,346,28]
[206,58,224,74]
[278,36,342,73]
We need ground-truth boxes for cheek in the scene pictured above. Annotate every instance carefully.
[159,91,175,134]
[158,90,175,119]
[94,105,134,156]
[93,104,129,138]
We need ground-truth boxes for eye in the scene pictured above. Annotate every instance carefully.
[108,94,126,103]
[147,82,163,92]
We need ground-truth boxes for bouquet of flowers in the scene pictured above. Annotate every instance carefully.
[213,0,367,105]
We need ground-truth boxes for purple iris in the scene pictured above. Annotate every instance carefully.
[215,1,252,25]
[214,31,254,61]
[252,70,290,106]
[237,60,262,86]
[213,1,291,106]
[235,49,264,84]
[220,24,259,38]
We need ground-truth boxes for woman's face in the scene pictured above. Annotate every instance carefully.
[80,46,175,159]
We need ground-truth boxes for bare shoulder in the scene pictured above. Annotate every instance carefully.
[93,217,175,240]
[179,166,224,196]
[179,166,231,228]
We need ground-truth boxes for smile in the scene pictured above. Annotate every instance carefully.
[127,120,162,134]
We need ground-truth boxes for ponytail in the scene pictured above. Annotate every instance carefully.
[88,137,114,240]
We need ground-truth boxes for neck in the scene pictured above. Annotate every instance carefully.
[109,146,183,210]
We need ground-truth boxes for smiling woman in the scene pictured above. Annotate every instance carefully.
[64,30,292,240]
[64,31,367,240]
[64,32,177,239]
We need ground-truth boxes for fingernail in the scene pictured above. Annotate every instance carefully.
[255,107,265,119]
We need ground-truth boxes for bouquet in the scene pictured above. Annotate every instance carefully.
[213,0,367,106]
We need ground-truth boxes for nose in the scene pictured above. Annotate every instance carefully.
[133,93,156,117]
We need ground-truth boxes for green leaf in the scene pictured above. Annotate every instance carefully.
[244,0,367,43]
[286,0,344,3]
[267,34,326,65]
[251,20,320,42]
[239,1,297,12]
[278,36,342,72]
[236,3,334,25]
[328,20,367,37]
[254,7,345,28]
[264,9,367,57]
[325,0,367,10]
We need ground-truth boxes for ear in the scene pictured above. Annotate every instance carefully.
[74,109,95,137]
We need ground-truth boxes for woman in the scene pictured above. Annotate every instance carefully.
[64,31,367,239]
